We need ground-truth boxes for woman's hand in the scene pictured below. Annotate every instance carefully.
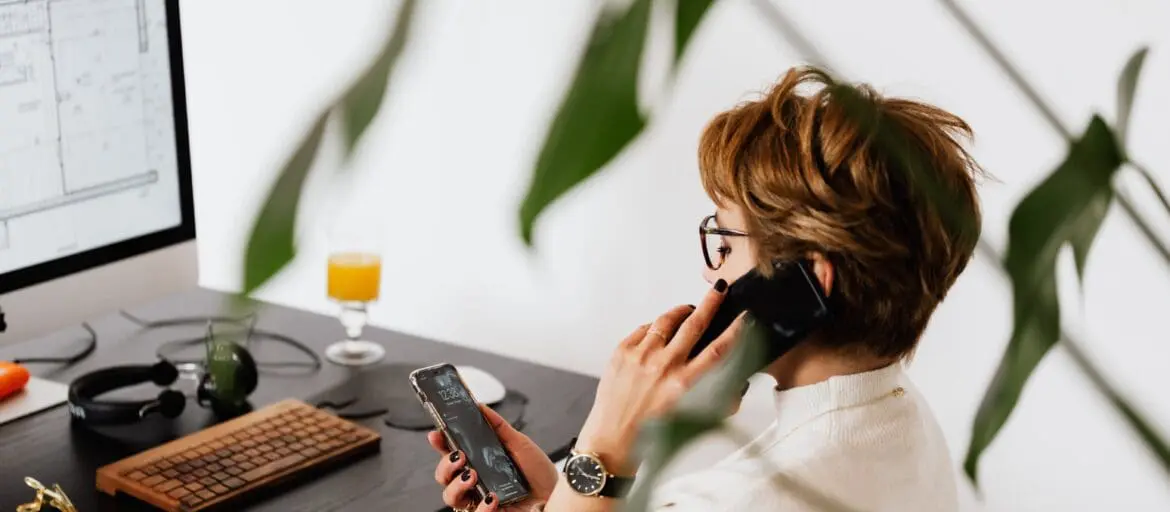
[428,404,558,511]
[575,280,744,475]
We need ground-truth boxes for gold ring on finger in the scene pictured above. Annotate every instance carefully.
[647,327,668,342]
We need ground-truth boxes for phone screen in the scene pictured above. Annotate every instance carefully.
[414,365,529,503]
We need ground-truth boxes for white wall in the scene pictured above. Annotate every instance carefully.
[183,0,1170,510]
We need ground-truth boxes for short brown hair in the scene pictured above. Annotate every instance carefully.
[698,66,982,359]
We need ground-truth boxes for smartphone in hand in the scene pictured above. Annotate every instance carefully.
[690,259,830,368]
[410,363,530,505]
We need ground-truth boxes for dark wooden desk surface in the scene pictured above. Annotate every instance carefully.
[0,289,598,511]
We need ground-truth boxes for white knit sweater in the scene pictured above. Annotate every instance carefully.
[647,363,958,511]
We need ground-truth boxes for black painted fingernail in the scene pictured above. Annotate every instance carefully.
[485,495,494,505]
[450,451,460,462]
[461,468,471,481]
[687,304,696,310]
[714,279,728,293]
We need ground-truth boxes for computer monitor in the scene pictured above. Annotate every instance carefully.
[0,0,196,345]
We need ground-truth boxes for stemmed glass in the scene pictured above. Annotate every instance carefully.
[323,216,385,367]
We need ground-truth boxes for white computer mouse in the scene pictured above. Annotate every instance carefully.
[455,365,507,405]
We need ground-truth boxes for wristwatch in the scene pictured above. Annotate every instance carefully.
[562,437,636,498]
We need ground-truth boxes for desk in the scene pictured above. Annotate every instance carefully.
[0,289,598,511]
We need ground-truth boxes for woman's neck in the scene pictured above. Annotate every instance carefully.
[764,343,896,390]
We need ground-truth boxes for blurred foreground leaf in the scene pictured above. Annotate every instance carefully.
[674,0,717,65]
[340,0,418,157]
[963,116,1124,485]
[518,0,652,245]
[242,115,328,295]
[241,0,417,294]
[1115,47,1148,148]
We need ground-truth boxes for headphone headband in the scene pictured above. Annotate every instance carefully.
[67,362,182,424]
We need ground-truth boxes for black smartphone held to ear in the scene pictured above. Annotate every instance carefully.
[409,363,531,506]
[690,259,831,370]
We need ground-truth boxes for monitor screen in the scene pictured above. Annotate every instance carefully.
[0,0,193,293]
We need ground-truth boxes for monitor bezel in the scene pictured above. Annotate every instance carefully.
[0,0,196,295]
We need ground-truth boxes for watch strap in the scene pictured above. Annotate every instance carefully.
[599,474,636,498]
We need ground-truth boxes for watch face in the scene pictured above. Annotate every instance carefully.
[565,454,606,495]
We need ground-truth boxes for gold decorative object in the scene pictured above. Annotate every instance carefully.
[15,477,76,512]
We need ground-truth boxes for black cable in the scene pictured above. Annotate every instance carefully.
[11,322,98,365]
[123,309,323,372]
[119,309,254,328]
[155,329,322,371]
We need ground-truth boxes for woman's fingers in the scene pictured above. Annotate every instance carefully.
[681,311,746,383]
[635,305,696,355]
[434,449,467,485]
[475,492,499,511]
[618,323,651,349]
[664,279,728,361]
[442,468,478,507]
[427,431,450,453]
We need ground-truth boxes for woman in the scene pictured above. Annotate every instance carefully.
[429,66,982,511]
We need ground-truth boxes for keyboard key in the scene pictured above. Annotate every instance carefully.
[184,482,203,492]
[182,495,204,508]
[141,475,165,487]
[223,477,246,489]
[162,469,179,479]
[197,489,216,500]
[126,471,146,481]
[168,487,190,499]
[210,484,230,494]
[156,480,182,493]
[226,466,243,476]
[193,468,210,478]
[240,454,306,482]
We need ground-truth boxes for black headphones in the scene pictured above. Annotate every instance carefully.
[67,341,259,425]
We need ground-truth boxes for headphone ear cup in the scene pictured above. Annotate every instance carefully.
[156,390,186,419]
[151,360,179,386]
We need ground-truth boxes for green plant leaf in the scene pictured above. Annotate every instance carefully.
[242,114,329,295]
[674,0,717,65]
[1115,46,1148,148]
[518,0,652,246]
[339,0,418,157]
[1068,188,1113,280]
[963,116,1124,485]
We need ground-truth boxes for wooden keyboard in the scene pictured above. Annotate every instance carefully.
[96,399,380,511]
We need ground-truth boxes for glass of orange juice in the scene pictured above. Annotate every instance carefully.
[323,226,386,366]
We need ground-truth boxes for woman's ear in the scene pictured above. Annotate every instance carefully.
[808,252,833,297]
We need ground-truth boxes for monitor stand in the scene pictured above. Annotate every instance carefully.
[0,377,68,426]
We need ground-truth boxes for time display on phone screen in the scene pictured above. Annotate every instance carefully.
[416,365,529,503]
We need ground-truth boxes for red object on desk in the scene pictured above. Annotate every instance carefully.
[0,361,31,400]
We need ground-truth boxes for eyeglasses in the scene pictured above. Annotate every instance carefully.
[699,214,749,270]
